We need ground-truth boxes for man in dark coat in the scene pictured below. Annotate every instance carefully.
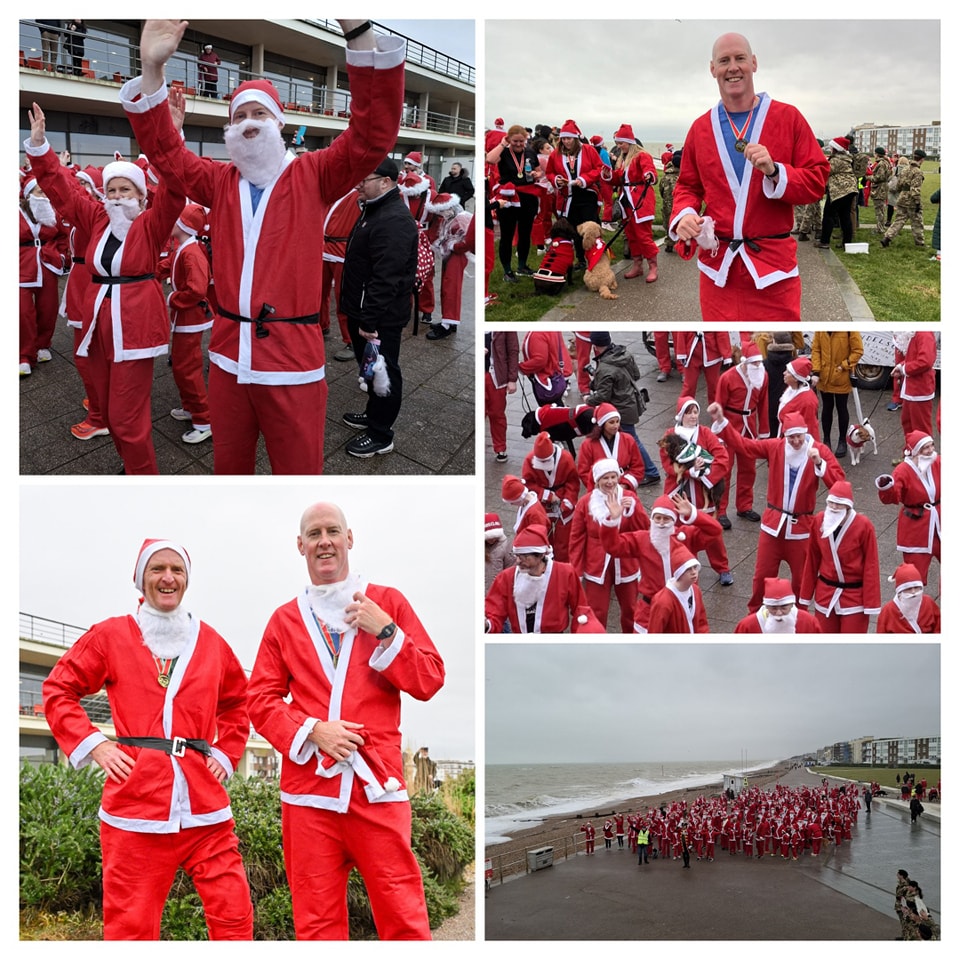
[438,162,475,205]
[340,158,418,457]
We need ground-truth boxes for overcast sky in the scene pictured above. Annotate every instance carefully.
[380,19,474,67]
[19,481,476,762]
[486,644,940,764]
[484,19,940,144]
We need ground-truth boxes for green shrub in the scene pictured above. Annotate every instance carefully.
[160,893,208,941]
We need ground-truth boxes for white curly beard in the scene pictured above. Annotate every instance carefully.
[138,603,190,658]
[224,118,286,187]
[513,568,548,609]
[307,572,364,633]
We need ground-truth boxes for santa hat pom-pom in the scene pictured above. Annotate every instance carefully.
[887,574,896,584]
[372,355,391,397]
[384,777,401,793]
[577,614,588,624]
[676,532,686,542]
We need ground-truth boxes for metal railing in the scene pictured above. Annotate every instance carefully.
[20,613,87,649]
[20,689,113,725]
[486,833,586,886]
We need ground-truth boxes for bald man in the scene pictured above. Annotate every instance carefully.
[670,32,828,321]
[247,502,445,939]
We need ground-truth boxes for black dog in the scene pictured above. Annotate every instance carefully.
[521,403,596,457]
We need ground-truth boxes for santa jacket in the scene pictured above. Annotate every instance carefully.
[485,561,603,634]
[876,596,940,635]
[568,491,647,584]
[733,609,823,634]
[120,37,404,385]
[876,458,940,553]
[670,95,829,289]
[611,150,657,223]
[713,424,844,540]
[777,387,821,440]
[322,190,363,263]
[716,363,770,439]
[899,333,937,401]
[42,615,249,832]
[169,236,213,333]
[19,207,67,286]
[247,584,444,812]
[521,446,580,524]
[26,140,184,361]
[546,144,603,217]
[519,330,566,388]
[577,431,644,493]
[660,424,730,509]
[63,221,95,328]
[675,331,732,368]
[648,583,709,634]
[800,511,882,616]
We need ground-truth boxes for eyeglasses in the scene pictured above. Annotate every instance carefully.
[358,175,384,185]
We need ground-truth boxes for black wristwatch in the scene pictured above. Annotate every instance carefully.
[765,163,780,180]
[343,21,372,42]
[376,622,397,642]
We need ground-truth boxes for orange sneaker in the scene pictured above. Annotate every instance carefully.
[82,397,89,411]
[71,420,110,440]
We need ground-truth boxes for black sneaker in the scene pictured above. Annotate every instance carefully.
[346,431,394,458]
[515,264,534,276]
[717,514,732,530]
[736,510,762,522]
[342,412,369,431]
[495,451,508,463]
[503,271,519,283]
[426,323,455,340]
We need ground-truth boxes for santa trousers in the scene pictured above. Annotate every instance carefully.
[484,227,495,296]
[320,260,351,345]
[623,219,658,262]
[171,331,211,428]
[73,326,106,428]
[208,364,327,474]
[814,609,870,633]
[902,545,938,585]
[699,261,801,322]
[654,332,672,376]
[439,251,467,324]
[282,800,430,940]
[719,446,759,515]
[484,372,508,453]
[749,532,808,613]
[574,336,592,394]
[100,819,252,940]
[583,569,638,634]
[19,276,58,364]
[680,359,722,407]
[900,399,933,442]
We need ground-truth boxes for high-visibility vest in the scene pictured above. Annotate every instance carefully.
[637,829,650,845]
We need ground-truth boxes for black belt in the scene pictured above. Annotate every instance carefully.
[717,232,791,253]
[324,235,351,243]
[117,736,212,758]
[21,239,42,247]
[904,500,938,519]
[92,273,156,284]
[817,574,863,589]
[724,405,755,417]
[73,257,85,264]
[219,305,321,340]
[637,593,652,605]
[767,502,813,520]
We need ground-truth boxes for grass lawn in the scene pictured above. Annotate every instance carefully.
[810,766,940,790]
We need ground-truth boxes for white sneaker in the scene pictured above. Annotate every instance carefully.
[358,377,368,393]
[182,426,212,444]
[170,407,192,421]
[19,363,31,377]
[37,349,52,362]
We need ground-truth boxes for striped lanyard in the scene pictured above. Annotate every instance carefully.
[314,616,342,668]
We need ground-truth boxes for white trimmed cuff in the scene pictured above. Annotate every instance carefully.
[345,35,405,70]
[70,731,108,769]
[119,76,169,114]
[290,716,321,764]
[369,625,405,670]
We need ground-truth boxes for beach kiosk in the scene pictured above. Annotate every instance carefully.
[723,772,748,796]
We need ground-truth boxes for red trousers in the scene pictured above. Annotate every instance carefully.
[583,569,638,634]
[749,532,808,612]
[100,819,252,940]
[699,260,801,321]
[484,371,508,454]
[901,398,933,444]
[903,546,939,585]
[575,334,592,394]
[681,358,722,406]
[484,227,495,297]
[320,261,351,345]
[550,518,572,564]
[719,445,758,515]
[73,326,106,428]
[439,251,467,324]
[282,798,430,940]
[623,219,658,261]
[171,332,211,428]
[654,332,672,375]
[19,272,58,364]
[814,609,870,633]
[208,365,327,475]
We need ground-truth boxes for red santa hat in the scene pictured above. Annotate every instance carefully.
[101,160,147,199]
[229,79,285,126]
[669,544,700,580]
[512,524,551,554]
[21,176,39,199]
[403,151,425,168]
[593,403,620,427]
[484,512,505,540]
[665,142,674,150]
[762,578,795,606]
[825,480,854,508]
[175,203,207,237]
[660,151,673,166]
[589,135,604,147]
[613,123,636,144]
[501,475,528,503]
[485,128,506,153]
[781,412,808,436]
[591,457,621,483]
[75,165,104,198]
[133,538,191,592]
[494,118,505,130]
[650,495,679,523]
[426,192,462,215]
[828,136,851,153]
[531,431,555,465]
[558,119,582,139]
[675,396,700,423]
[889,562,923,594]
[398,173,429,198]
[905,431,933,457]
[786,356,813,382]
[741,341,763,362]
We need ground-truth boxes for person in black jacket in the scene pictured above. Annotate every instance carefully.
[340,158,418,457]
[438,162,475,206]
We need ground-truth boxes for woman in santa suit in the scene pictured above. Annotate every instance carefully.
[577,403,645,493]
[546,120,603,267]
[568,459,648,634]
[777,356,820,440]
[610,124,659,281]
[19,176,68,376]
[660,397,733,585]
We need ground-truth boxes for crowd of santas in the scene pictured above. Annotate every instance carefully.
[580,782,864,862]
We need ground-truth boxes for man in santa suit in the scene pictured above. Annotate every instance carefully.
[484,330,518,463]
[892,331,937,445]
[580,821,596,854]
[120,19,404,474]
[603,819,615,849]
[247,502,444,939]
[42,539,252,940]
[484,524,604,634]
[800,481,882,633]
[777,356,820,439]
[321,188,363,362]
[578,402,645,493]
[648,545,710,634]
[876,563,941,634]
[518,329,569,401]
[876,431,940,584]
[400,150,437,193]
[715,341,770,527]
[674,331,733,405]
[545,120,603,266]
[734,578,822,633]
[600,491,722,632]
[670,32,829,321]
[521,432,580,562]
[568,459,647,633]
[615,813,625,849]
[501,474,550,537]
[166,203,214,444]
[708,404,844,612]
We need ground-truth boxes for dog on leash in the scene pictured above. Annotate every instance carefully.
[846,419,878,465]
[578,221,618,300]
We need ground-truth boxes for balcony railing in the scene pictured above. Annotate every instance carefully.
[20,689,112,725]
[20,612,86,649]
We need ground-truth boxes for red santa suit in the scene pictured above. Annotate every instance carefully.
[573,331,593,394]
[545,141,603,219]
[734,608,822,633]
[647,549,709,634]
[800,496,882,634]
[19,193,67,368]
[485,559,604,634]
[26,145,185,474]
[502,475,550,538]
[320,190,362,346]
[519,330,569,396]
[669,93,829,321]
[42,598,252,940]
[611,146,658,264]
[876,444,940,584]
[399,172,437,317]
[675,331,732,404]
[121,39,405,474]
[578,428,645,493]
[521,434,580,562]
[777,384,820,440]
[580,822,596,853]
[896,332,937,442]
[429,196,473,329]
[247,578,444,940]
[877,595,940,634]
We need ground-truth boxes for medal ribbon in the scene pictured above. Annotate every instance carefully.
[316,619,342,668]
[726,97,759,149]
[153,656,177,688]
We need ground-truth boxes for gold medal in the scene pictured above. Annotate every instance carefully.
[158,674,170,688]
[735,139,748,153]
[153,656,175,688]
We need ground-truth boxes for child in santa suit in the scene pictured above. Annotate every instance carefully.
[648,546,709,634]
[425,193,473,340]
[321,188,362,359]
[876,563,941,634]
[521,431,579,562]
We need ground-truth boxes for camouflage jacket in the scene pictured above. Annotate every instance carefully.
[827,152,858,201]
[659,163,678,201]
[895,161,924,207]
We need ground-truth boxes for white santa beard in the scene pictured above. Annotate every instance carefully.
[917,454,937,473]
[29,196,57,226]
[778,385,801,409]
[650,523,673,554]
[138,602,191,658]
[895,592,923,624]
[224,119,286,187]
[513,568,548,609]
[104,198,140,240]
[747,365,765,389]
[893,333,914,353]
[820,508,846,538]
[307,572,364,633]
[784,440,809,470]
[760,607,798,634]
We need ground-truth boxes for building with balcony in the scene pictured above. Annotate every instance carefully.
[854,121,941,159]
[19,19,475,180]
